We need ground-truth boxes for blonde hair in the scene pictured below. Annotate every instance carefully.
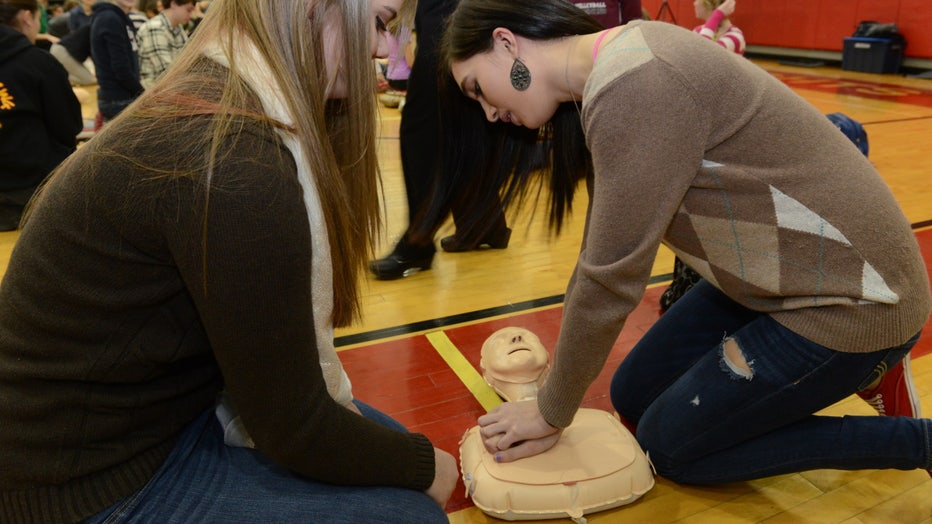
[45,0,381,326]
[702,0,725,11]
[186,0,380,326]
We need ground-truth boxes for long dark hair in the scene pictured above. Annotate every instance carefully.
[416,0,603,244]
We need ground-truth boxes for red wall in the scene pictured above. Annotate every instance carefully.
[640,0,932,59]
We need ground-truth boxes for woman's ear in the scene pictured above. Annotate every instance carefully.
[492,27,518,57]
[15,9,33,31]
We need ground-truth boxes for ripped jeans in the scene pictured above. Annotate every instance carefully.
[610,280,930,484]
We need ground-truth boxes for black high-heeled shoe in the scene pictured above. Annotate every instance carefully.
[440,227,511,253]
[369,253,432,280]
[369,240,435,280]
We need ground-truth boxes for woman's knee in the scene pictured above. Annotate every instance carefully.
[633,404,696,475]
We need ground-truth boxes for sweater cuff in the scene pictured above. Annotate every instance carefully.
[408,432,436,491]
[704,8,726,31]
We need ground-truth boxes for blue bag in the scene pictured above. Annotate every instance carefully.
[826,112,869,157]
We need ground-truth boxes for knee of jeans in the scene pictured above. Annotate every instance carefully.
[609,372,637,423]
[636,442,690,483]
[720,337,754,380]
[635,411,682,467]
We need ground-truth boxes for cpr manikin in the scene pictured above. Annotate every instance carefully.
[480,326,550,402]
[461,327,654,522]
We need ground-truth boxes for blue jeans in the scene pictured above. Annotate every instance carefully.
[97,96,135,121]
[83,401,447,523]
[611,280,931,484]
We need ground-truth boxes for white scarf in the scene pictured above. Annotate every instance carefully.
[206,40,354,447]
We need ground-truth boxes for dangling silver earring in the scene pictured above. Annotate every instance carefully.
[510,58,531,91]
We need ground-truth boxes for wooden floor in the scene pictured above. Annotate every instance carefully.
[1,58,930,522]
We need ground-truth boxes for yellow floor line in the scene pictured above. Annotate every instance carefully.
[425,331,502,413]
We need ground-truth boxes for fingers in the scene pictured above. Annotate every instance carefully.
[490,432,561,463]
[481,431,520,454]
[477,405,502,427]
[477,400,556,454]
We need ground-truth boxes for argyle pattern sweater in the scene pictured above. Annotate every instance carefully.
[538,21,931,428]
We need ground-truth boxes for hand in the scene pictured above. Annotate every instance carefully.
[36,33,60,44]
[717,0,736,17]
[425,447,457,508]
[477,400,562,463]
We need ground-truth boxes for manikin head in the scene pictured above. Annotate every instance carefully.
[480,326,550,402]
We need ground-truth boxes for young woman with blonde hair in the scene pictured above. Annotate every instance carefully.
[0,1,456,522]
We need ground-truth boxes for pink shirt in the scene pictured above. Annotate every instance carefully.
[385,27,412,81]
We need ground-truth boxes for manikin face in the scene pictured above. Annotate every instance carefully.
[322,0,401,98]
[450,31,561,130]
[480,327,549,382]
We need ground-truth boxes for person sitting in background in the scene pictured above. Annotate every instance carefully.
[127,0,149,30]
[32,0,59,47]
[137,0,194,88]
[378,24,413,109]
[140,0,160,18]
[67,0,91,31]
[0,0,82,231]
[91,0,143,123]
[693,0,744,55]
[46,0,68,35]
[50,22,95,84]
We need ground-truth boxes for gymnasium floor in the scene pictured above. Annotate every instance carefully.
[340,58,932,523]
[0,58,929,522]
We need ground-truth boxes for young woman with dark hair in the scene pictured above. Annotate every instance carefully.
[438,0,932,484]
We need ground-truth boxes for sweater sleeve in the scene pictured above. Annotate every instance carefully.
[537,59,709,428]
[162,128,435,491]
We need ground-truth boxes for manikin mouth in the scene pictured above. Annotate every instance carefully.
[507,347,532,355]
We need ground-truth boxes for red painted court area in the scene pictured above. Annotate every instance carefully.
[767,70,932,108]
[343,227,932,513]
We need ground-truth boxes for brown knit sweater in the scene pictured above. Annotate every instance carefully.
[0,81,435,522]
[538,21,932,428]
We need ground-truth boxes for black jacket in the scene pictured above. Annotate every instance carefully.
[0,25,82,191]
[91,1,143,101]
